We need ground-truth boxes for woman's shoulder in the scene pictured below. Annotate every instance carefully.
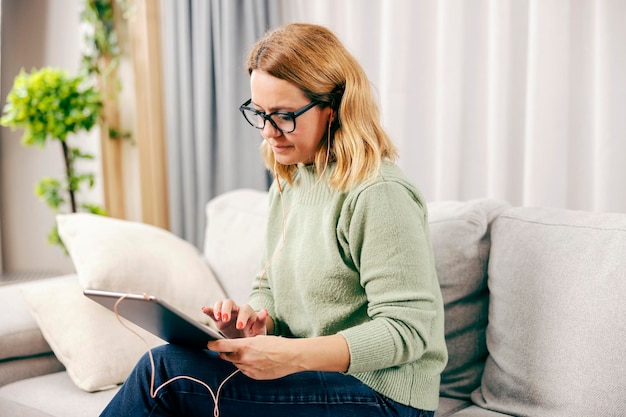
[378,160,410,182]
[346,161,426,207]
[354,161,419,193]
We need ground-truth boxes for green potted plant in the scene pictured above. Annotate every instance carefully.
[0,66,107,250]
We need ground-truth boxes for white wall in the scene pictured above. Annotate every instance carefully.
[0,0,103,275]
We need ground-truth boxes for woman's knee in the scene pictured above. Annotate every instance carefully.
[141,344,223,378]
[133,344,192,375]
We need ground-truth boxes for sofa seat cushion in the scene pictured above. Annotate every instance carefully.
[428,199,509,400]
[0,398,55,417]
[474,207,626,416]
[0,371,117,417]
[435,396,471,417]
[441,405,510,416]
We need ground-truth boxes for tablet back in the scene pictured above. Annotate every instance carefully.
[83,289,225,349]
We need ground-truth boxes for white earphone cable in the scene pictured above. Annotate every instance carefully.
[113,296,240,417]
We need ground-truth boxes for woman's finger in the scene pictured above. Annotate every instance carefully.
[201,305,218,321]
[212,300,224,320]
[219,299,238,322]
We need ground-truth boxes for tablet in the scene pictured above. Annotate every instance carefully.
[83,289,226,349]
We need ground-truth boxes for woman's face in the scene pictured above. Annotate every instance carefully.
[250,70,331,165]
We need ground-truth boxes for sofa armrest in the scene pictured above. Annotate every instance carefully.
[0,276,75,386]
[0,283,51,359]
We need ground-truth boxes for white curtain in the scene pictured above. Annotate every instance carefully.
[278,0,626,212]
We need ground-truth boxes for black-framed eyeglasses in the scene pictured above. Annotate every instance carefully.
[239,99,320,134]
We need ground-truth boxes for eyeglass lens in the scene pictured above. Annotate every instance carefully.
[242,108,296,133]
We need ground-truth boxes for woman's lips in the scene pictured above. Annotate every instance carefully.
[271,144,292,154]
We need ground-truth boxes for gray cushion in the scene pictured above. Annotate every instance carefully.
[473,207,626,416]
[0,353,64,387]
[0,283,53,360]
[428,199,509,400]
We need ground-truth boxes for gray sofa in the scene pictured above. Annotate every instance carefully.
[1,189,624,417]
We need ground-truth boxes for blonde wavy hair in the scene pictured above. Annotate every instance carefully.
[246,23,397,191]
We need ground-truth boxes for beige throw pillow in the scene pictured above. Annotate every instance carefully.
[21,278,164,392]
[57,213,226,323]
[19,213,228,392]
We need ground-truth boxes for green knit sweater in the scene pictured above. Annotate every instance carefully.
[248,161,447,411]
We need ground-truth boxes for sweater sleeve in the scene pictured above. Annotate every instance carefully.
[337,180,441,374]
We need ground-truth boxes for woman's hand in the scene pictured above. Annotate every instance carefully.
[202,300,268,339]
[207,334,351,380]
[207,335,302,380]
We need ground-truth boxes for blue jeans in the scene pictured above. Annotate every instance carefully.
[101,344,434,417]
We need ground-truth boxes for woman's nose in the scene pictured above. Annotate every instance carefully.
[262,120,282,138]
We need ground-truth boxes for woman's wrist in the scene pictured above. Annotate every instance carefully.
[293,334,350,373]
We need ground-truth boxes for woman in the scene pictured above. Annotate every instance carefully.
[101,23,447,417]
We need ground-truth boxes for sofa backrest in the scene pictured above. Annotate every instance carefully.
[427,199,510,399]
[204,189,269,303]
